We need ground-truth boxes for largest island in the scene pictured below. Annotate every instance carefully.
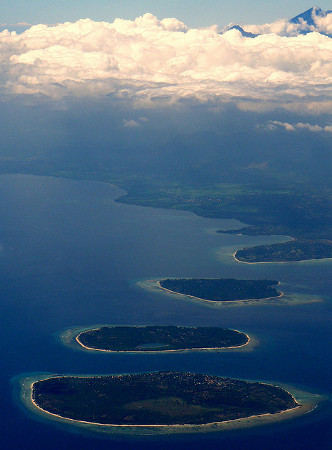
[27,371,314,431]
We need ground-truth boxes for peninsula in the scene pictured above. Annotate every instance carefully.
[31,372,300,427]
[234,239,332,263]
[158,278,281,302]
[75,325,249,352]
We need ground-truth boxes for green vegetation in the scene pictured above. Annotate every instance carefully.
[2,154,330,242]
[160,278,281,301]
[2,158,331,261]
[32,372,298,425]
[77,325,248,351]
[235,239,332,263]
[110,178,331,240]
[114,178,331,263]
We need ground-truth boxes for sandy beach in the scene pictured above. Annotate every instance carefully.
[138,278,321,308]
[156,280,284,303]
[59,325,254,354]
[18,373,323,436]
[139,278,285,308]
[233,251,332,265]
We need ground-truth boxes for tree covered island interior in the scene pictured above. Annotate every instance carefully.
[159,278,281,302]
[32,372,298,426]
[233,239,332,263]
[76,325,249,352]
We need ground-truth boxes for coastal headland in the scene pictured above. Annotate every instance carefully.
[233,239,332,264]
[18,372,322,436]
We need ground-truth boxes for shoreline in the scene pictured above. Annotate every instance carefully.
[60,325,253,354]
[139,279,322,308]
[233,251,332,265]
[75,327,251,353]
[156,280,284,303]
[19,373,323,436]
[139,279,284,307]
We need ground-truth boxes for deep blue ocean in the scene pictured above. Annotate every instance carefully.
[1,175,331,449]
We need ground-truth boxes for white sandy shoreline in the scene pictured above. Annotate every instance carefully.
[156,280,284,303]
[18,373,322,436]
[138,278,321,307]
[233,251,332,265]
[59,325,253,354]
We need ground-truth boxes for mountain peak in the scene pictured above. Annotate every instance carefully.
[223,24,258,38]
[290,6,325,26]
[222,7,332,40]
[289,6,332,37]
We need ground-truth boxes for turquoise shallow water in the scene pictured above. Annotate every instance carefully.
[1,174,331,449]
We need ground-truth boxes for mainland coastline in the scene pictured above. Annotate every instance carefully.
[18,372,322,436]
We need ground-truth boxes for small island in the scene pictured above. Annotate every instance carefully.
[31,372,301,428]
[75,325,249,352]
[159,278,282,302]
[235,239,332,263]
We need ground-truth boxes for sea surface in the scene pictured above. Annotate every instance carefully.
[1,174,331,449]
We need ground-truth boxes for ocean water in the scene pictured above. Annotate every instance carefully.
[1,174,331,449]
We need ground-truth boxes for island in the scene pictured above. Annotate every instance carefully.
[234,239,332,263]
[75,325,249,352]
[31,372,300,427]
[159,278,282,302]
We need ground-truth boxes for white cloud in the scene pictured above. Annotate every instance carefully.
[244,20,304,37]
[267,121,295,131]
[295,122,324,132]
[122,119,140,127]
[0,14,331,112]
[264,121,332,133]
[0,22,32,27]
[122,116,149,127]
[244,8,332,37]
[315,14,332,35]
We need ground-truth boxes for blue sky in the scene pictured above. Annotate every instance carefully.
[3,1,332,27]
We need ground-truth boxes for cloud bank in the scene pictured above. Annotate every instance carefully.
[244,7,332,37]
[0,13,332,112]
[265,121,332,133]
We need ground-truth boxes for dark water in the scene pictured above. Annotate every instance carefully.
[1,175,331,449]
